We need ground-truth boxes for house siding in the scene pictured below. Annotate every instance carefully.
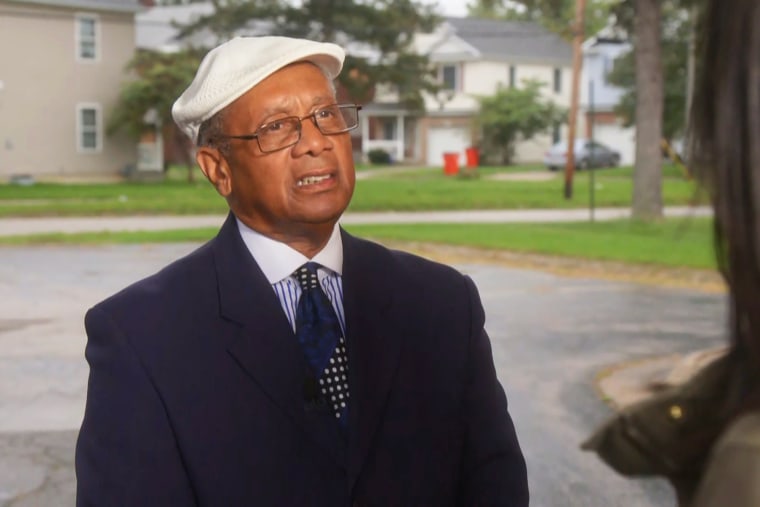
[457,61,570,163]
[463,61,508,95]
[0,1,136,179]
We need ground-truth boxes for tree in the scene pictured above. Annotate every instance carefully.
[475,80,565,165]
[468,0,616,40]
[630,0,664,220]
[175,0,441,110]
[610,0,701,220]
[605,3,691,141]
[107,49,203,182]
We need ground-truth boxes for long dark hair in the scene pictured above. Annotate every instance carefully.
[689,0,760,408]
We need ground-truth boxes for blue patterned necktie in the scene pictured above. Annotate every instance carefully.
[294,262,349,426]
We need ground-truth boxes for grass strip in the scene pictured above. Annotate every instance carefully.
[0,218,716,270]
[344,218,716,270]
[0,165,704,216]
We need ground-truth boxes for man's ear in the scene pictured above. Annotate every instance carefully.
[196,147,232,197]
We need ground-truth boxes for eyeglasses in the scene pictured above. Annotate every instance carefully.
[212,104,362,153]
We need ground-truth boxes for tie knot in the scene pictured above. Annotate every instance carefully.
[294,262,321,291]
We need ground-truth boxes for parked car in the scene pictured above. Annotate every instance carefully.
[544,139,621,171]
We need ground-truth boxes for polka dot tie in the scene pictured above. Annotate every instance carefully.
[294,262,349,426]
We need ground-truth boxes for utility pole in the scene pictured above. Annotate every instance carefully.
[588,79,596,221]
[564,0,586,199]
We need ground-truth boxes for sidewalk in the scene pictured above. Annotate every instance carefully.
[0,206,712,237]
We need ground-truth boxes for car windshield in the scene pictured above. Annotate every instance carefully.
[553,140,588,151]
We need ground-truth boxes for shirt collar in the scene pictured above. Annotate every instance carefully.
[235,218,343,284]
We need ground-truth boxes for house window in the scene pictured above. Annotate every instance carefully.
[553,68,562,93]
[381,117,396,140]
[552,122,561,144]
[440,64,458,91]
[509,66,516,88]
[77,104,102,152]
[76,14,99,61]
[603,56,612,77]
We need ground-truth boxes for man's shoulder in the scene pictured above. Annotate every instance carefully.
[91,240,215,316]
[344,232,468,284]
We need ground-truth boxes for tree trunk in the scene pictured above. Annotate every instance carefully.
[172,128,195,183]
[632,0,664,220]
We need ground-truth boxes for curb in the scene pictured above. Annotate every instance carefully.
[594,346,728,409]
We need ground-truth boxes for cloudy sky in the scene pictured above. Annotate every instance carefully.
[429,0,471,17]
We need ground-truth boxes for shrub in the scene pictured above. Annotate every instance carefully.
[367,149,392,165]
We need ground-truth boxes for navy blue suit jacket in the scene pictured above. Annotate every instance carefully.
[76,213,528,506]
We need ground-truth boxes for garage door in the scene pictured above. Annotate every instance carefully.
[426,127,470,167]
[593,124,635,165]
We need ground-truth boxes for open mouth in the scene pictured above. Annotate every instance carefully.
[296,174,332,187]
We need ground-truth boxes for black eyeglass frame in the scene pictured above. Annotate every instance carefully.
[211,103,362,153]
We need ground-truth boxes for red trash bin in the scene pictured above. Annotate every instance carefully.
[465,147,480,168]
[442,152,460,175]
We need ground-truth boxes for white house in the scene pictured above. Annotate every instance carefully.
[363,17,573,166]
[580,29,635,165]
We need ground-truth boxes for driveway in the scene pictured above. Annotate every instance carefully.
[0,243,725,506]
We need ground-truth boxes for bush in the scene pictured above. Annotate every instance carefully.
[367,149,392,165]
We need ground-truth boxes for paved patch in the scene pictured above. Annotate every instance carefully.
[0,430,76,507]
[486,171,557,181]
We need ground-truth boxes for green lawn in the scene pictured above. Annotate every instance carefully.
[0,181,229,217]
[0,164,703,217]
[346,218,716,269]
[350,168,700,211]
[0,163,715,271]
[0,218,717,270]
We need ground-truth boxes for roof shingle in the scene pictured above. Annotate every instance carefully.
[446,17,572,65]
[8,0,142,13]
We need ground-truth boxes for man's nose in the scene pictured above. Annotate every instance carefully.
[294,116,331,154]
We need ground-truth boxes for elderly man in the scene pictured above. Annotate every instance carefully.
[76,36,528,506]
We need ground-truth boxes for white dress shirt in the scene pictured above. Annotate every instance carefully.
[235,218,346,333]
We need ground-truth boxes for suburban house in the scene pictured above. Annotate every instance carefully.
[363,17,573,166]
[0,0,141,180]
[135,7,572,167]
[579,28,635,165]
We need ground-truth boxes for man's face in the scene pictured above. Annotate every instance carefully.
[205,62,355,241]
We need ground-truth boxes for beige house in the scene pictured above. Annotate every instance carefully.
[0,0,141,180]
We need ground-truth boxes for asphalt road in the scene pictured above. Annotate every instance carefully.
[0,243,726,506]
[469,263,725,506]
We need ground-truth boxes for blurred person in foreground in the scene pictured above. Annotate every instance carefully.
[74,36,528,506]
[583,0,760,505]
[687,0,760,504]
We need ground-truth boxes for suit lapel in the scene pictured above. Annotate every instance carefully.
[212,213,346,468]
[341,231,405,492]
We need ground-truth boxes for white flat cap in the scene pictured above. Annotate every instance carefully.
[172,36,345,144]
